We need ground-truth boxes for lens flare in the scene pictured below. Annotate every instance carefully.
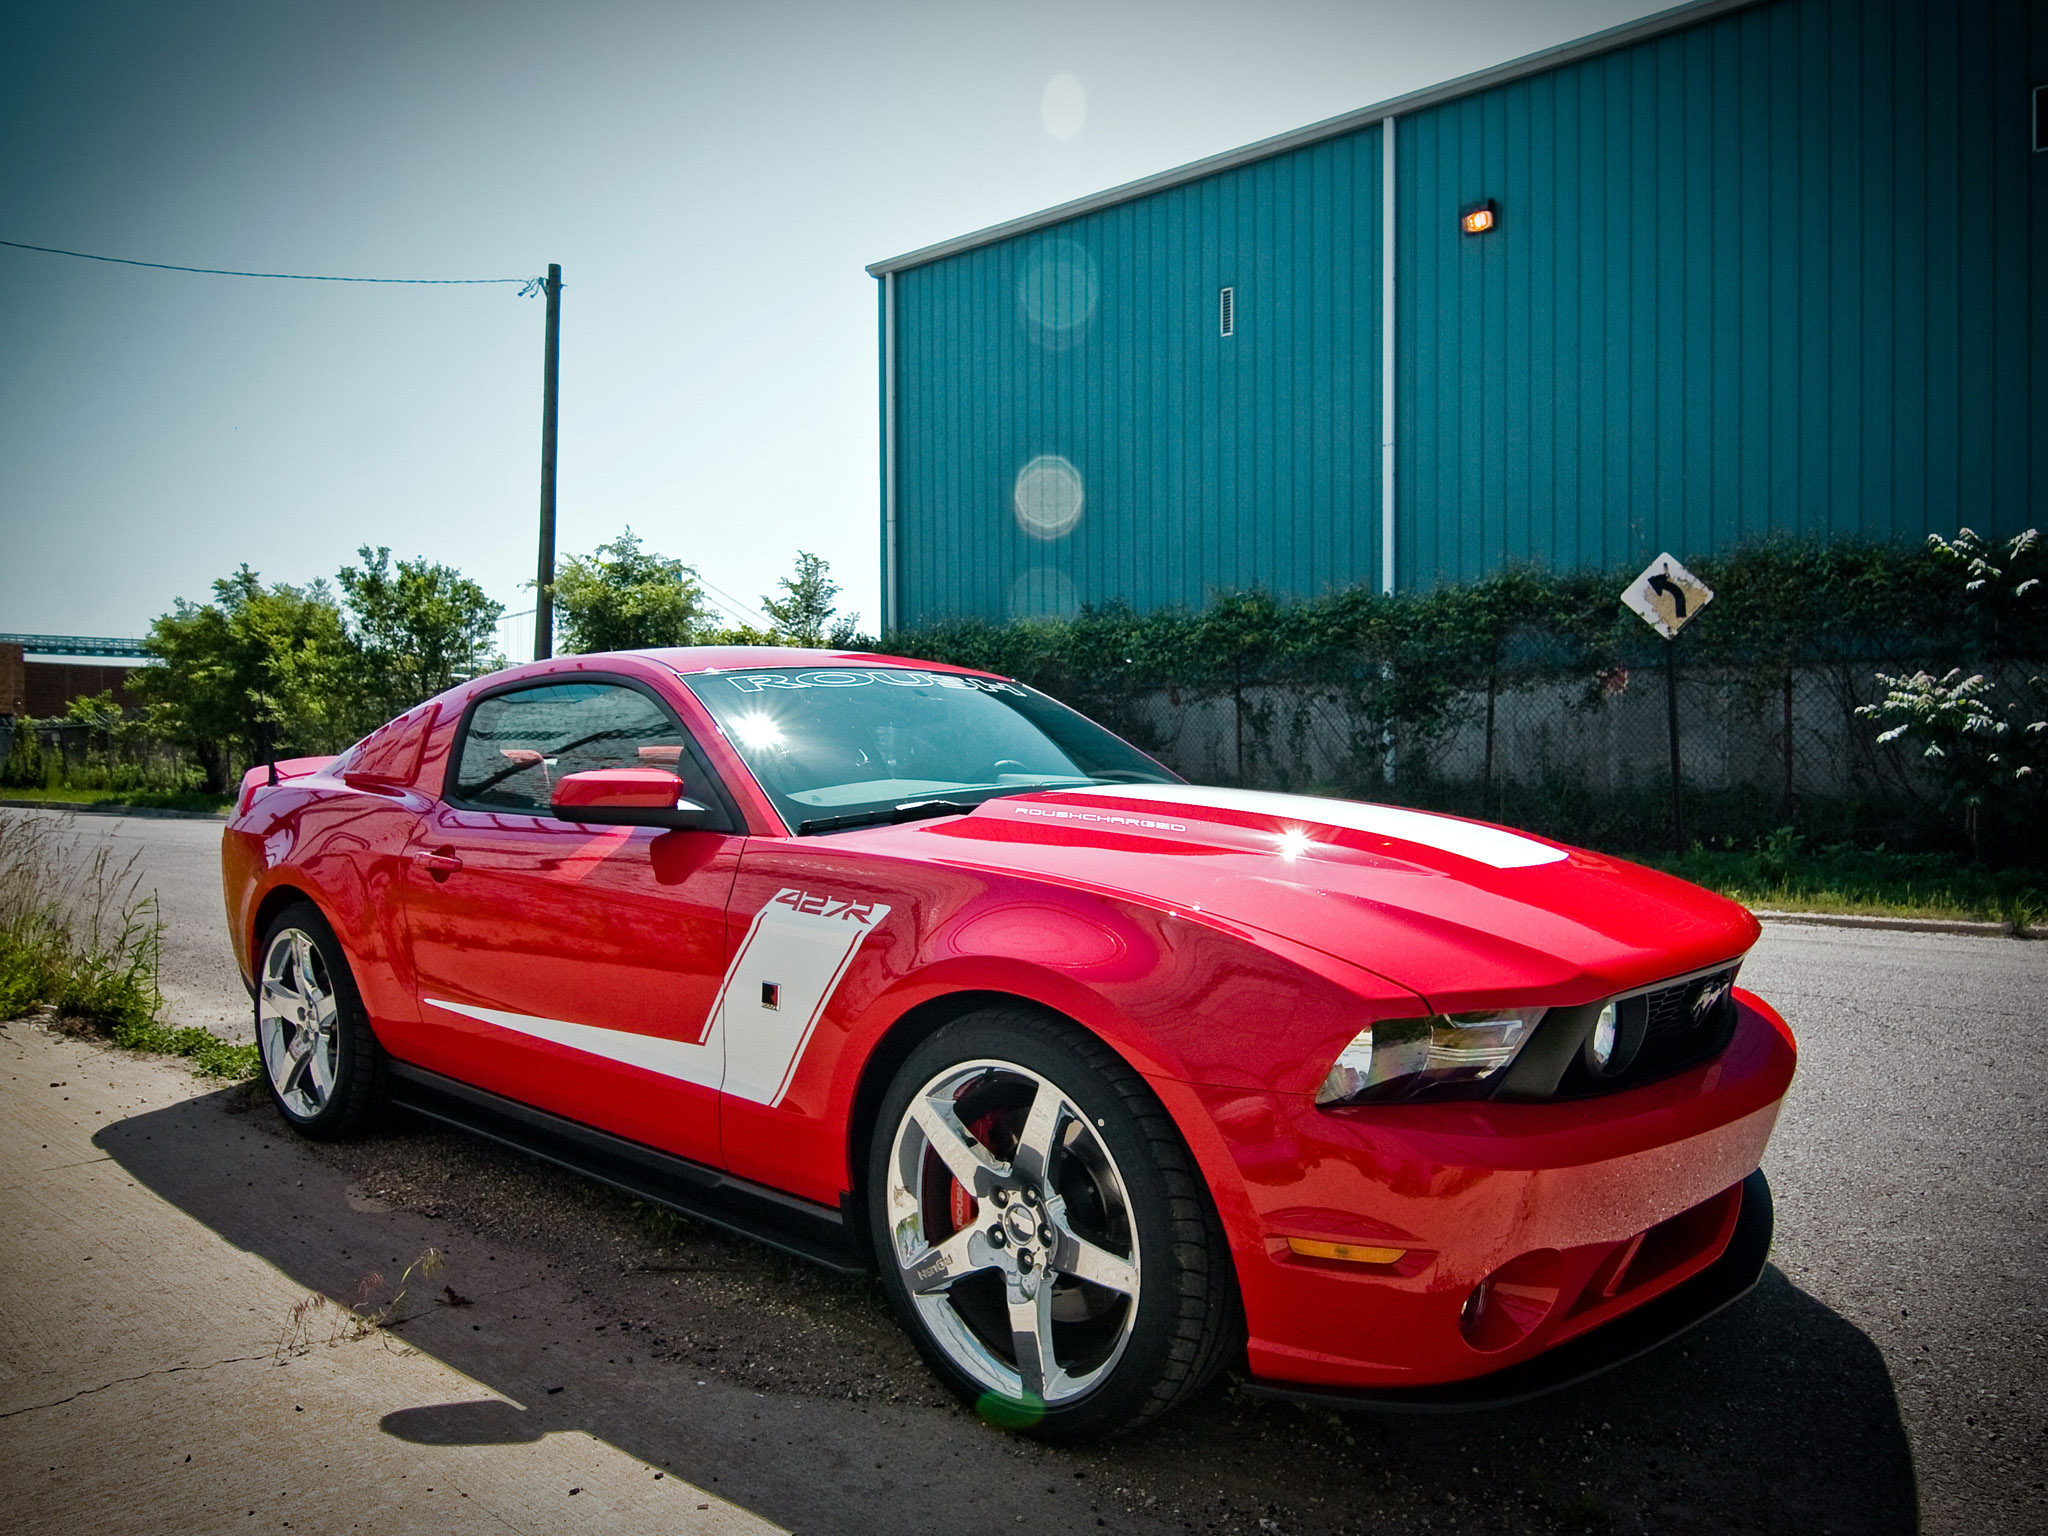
[730,712,784,751]
[1017,238,1099,349]
[1040,72,1085,141]
[1012,455,1084,541]
[1008,567,1080,621]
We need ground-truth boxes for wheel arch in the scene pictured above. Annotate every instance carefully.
[841,986,1255,1296]
[250,880,323,971]
[843,989,1040,1265]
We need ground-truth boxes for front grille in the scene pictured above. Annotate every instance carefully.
[1556,966,1740,1097]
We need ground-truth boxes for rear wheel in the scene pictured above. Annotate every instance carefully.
[868,1007,1240,1439]
[255,903,387,1140]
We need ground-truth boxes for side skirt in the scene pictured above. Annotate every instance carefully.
[385,1061,867,1275]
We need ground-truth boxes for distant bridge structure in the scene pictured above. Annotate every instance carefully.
[0,634,153,660]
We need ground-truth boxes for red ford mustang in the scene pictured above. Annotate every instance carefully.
[222,647,1795,1438]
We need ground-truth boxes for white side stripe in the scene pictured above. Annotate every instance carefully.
[425,996,725,1090]
[424,887,890,1105]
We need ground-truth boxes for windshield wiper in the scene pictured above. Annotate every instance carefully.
[796,799,980,836]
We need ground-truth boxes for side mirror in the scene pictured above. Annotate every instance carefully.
[551,768,709,829]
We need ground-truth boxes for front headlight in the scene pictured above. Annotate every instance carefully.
[1315,1008,1545,1106]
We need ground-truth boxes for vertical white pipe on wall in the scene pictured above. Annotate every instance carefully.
[882,270,899,635]
[1378,117,1399,785]
[1380,115,1397,596]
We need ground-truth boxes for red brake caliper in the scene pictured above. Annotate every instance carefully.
[946,1107,1004,1233]
[949,1179,977,1233]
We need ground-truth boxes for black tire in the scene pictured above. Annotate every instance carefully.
[867,1005,1241,1440]
[254,902,388,1140]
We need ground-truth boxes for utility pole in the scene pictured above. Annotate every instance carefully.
[533,263,562,661]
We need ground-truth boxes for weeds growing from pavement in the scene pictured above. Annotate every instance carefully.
[0,813,258,1076]
[276,1248,446,1359]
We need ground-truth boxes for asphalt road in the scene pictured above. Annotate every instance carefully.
[6,807,2045,1534]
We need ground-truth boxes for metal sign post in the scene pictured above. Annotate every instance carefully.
[1621,553,1715,853]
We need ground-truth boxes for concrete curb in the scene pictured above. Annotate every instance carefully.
[1752,908,2019,939]
[0,797,228,821]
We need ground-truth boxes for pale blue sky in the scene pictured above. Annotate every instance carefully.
[2,0,1664,656]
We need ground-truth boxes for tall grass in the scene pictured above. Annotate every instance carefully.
[0,814,256,1076]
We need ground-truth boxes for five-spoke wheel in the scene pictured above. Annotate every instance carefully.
[869,1008,1239,1439]
[254,903,386,1138]
[259,926,341,1119]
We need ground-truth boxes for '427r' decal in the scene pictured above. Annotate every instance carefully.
[720,888,892,1105]
[770,888,883,923]
[424,886,889,1105]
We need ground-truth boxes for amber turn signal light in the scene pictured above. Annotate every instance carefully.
[1286,1237,1406,1266]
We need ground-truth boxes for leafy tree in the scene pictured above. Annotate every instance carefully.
[336,546,504,724]
[698,621,779,646]
[551,529,710,653]
[133,566,353,790]
[1925,526,2046,656]
[761,551,864,648]
[60,690,126,734]
[1859,669,2045,860]
[1856,528,2045,858]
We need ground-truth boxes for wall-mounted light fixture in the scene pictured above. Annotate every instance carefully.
[1461,199,1499,236]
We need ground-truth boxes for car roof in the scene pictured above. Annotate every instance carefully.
[610,645,991,677]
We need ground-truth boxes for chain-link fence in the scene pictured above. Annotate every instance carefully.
[904,534,2048,861]
[1107,651,1995,854]
[1,719,203,797]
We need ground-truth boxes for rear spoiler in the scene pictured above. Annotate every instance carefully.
[236,755,337,817]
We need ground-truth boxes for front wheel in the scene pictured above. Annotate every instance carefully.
[255,903,387,1140]
[868,1007,1240,1439]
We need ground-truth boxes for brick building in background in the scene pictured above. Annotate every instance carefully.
[0,639,146,723]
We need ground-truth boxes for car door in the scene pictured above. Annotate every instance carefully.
[398,675,744,1167]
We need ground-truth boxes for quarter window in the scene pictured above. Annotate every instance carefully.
[451,681,723,820]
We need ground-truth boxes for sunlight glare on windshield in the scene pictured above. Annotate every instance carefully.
[731,712,785,751]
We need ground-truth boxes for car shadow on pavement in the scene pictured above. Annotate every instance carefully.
[97,1088,1920,1536]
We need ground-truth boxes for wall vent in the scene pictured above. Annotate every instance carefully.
[2036,84,2047,152]
[1219,286,1235,337]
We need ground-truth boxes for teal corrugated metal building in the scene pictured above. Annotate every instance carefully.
[870,0,2047,630]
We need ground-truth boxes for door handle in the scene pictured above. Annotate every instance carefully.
[410,847,464,877]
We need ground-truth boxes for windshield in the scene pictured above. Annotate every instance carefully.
[677,666,1178,832]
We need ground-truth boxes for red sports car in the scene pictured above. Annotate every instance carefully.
[222,647,1795,1438]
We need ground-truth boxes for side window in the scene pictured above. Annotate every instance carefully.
[450,682,726,822]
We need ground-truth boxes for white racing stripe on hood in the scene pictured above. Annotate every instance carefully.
[1063,785,1568,869]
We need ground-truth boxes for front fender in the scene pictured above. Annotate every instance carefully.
[223,780,430,1033]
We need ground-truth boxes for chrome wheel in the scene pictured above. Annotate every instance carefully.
[258,926,341,1120]
[885,1058,1142,1407]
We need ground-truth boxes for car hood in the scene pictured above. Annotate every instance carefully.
[877,784,1758,1011]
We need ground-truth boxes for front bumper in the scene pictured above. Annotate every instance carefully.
[1245,1168,1773,1411]
[1202,991,1795,1396]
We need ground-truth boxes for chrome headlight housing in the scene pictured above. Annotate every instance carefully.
[1315,1008,1545,1107]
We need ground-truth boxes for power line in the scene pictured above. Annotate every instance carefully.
[698,588,761,629]
[698,577,769,628]
[0,238,535,286]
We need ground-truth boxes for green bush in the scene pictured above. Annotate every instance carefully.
[897,532,2046,865]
